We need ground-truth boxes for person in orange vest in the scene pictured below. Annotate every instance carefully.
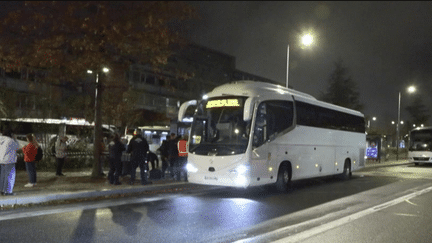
[175,134,188,182]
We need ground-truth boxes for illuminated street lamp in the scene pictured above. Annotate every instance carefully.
[367,117,377,130]
[286,33,314,88]
[301,34,314,47]
[88,67,110,177]
[396,85,415,160]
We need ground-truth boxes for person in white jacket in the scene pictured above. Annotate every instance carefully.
[55,136,68,176]
[0,128,19,196]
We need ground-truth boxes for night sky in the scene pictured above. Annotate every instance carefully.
[185,1,432,131]
[1,2,431,132]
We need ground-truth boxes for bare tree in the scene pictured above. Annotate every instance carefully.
[0,1,196,177]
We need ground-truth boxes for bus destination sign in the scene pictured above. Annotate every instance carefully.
[206,99,241,109]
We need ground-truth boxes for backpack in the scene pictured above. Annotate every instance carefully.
[35,147,43,161]
[149,169,163,180]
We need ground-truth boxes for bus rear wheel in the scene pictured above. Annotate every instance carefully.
[276,164,291,192]
[340,160,351,180]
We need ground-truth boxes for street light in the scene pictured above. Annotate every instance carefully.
[367,117,377,131]
[396,85,415,160]
[286,33,314,88]
[88,67,109,177]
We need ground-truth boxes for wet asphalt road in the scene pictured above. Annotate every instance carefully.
[1,163,432,243]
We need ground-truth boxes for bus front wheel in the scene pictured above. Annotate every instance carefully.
[276,164,291,192]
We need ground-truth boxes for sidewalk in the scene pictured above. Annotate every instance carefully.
[364,158,411,168]
[0,159,413,208]
[0,169,187,208]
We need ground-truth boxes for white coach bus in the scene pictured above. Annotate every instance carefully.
[178,81,366,191]
[408,127,432,165]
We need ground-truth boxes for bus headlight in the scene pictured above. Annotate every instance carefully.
[186,163,198,173]
[229,165,249,175]
[229,165,250,187]
[234,175,249,187]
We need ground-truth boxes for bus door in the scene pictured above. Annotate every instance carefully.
[250,102,272,180]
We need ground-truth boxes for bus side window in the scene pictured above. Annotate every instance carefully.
[253,100,294,148]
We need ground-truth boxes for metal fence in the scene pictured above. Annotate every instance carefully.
[17,151,132,162]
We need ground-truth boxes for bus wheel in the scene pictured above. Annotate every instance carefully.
[340,160,351,180]
[276,164,290,192]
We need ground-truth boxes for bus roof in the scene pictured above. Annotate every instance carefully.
[137,126,170,131]
[0,118,92,126]
[0,118,116,131]
[208,80,316,100]
[410,127,432,132]
[206,80,364,117]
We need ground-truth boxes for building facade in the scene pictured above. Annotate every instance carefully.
[0,43,279,128]
[125,43,279,125]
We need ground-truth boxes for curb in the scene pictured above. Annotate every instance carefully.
[363,161,412,169]
[0,182,189,207]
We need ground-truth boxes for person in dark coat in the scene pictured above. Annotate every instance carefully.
[157,135,170,178]
[147,150,159,170]
[108,133,125,185]
[127,129,152,185]
[167,133,179,179]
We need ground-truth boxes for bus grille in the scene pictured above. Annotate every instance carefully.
[413,157,430,161]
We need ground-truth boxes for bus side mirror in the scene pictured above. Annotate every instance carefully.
[243,97,254,121]
[178,100,197,122]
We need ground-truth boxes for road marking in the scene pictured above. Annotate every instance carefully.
[0,186,223,221]
[236,185,432,243]
[405,199,418,206]
[393,213,418,217]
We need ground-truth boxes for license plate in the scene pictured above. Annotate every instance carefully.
[204,176,218,180]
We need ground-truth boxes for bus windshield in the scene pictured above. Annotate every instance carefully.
[189,96,250,156]
[410,129,432,151]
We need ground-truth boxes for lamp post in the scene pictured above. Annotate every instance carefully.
[396,86,415,160]
[286,34,314,88]
[286,44,290,88]
[367,117,377,132]
[88,67,109,177]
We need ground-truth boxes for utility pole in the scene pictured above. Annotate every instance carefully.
[91,70,105,178]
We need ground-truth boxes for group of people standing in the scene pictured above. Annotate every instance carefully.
[159,132,188,182]
[107,130,189,186]
[0,126,188,195]
[0,128,45,195]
